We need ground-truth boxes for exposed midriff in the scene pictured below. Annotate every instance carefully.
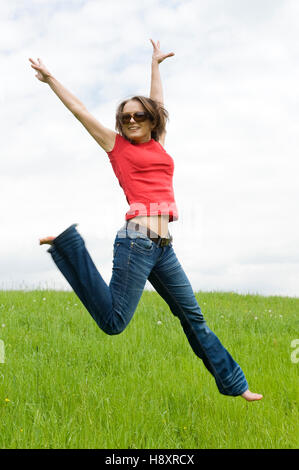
[129,214,170,238]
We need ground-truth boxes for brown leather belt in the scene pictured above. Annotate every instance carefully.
[126,221,173,247]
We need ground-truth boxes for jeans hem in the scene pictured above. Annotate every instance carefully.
[53,223,78,244]
[220,384,249,397]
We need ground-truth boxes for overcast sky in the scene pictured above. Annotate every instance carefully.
[1,0,299,297]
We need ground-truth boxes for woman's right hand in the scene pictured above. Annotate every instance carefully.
[29,58,53,83]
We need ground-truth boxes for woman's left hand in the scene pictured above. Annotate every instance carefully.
[150,39,175,64]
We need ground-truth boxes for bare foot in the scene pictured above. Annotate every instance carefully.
[39,236,55,246]
[241,390,263,402]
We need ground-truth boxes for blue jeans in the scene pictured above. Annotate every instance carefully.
[47,223,248,396]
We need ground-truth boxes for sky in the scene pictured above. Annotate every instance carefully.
[1,0,299,297]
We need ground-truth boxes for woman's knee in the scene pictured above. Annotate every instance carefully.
[102,323,126,336]
[98,310,128,336]
[90,303,133,336]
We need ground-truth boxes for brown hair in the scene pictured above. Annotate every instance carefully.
[115,96,169,142]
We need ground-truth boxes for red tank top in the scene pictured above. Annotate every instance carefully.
[107,134,178,222]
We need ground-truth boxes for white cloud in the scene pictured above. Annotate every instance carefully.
[0,0,298,297]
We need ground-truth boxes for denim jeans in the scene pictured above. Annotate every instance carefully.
[47,223,248,396]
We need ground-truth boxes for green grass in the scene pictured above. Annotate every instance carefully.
[0,289,298,449]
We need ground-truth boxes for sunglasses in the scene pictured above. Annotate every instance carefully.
[120,111,151,125]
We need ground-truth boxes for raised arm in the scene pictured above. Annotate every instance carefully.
[149,40,174,145]
[29,58,116,152]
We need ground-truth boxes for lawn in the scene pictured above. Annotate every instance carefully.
[0,290,298,449]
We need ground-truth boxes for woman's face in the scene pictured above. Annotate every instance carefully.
[120,100,154,143]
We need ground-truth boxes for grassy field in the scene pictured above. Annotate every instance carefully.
[0,289,298,449]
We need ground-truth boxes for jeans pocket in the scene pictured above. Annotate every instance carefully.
[132,236,154,255]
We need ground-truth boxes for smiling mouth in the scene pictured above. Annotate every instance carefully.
[128,126,140,130]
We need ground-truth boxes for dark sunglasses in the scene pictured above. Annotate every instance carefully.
[120,111,151,124]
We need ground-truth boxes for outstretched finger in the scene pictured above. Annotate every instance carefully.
[149,38,157,49]
[161,52,175,61]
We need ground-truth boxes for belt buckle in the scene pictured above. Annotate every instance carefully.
[160,237,171,247]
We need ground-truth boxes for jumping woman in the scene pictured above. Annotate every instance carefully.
[29,40,262,401]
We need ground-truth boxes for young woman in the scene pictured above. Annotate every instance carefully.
[29,40,262,401]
